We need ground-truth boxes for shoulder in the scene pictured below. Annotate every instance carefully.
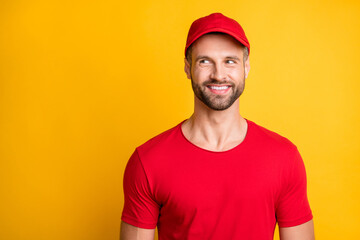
[136,121,184,159]
[246,119,299,155]
[246,120,306,183]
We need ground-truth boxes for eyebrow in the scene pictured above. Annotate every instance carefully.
[225,56,241,61]
[195,55,210,61]
[195,55,241,61]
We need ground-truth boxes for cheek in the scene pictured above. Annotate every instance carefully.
[193,68,212,80]
[229,68,245,78]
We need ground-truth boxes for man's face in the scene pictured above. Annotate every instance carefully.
[184,33,250,111]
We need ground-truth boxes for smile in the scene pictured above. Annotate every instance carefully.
[208,85,230,90]
[206,85,231,95]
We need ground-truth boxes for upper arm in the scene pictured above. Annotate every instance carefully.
[279,219,314,240]
[276,147,313,227]
[120,221,155,240]
[121,150,159,228]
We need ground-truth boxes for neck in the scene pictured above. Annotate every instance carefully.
[181,98,248,152]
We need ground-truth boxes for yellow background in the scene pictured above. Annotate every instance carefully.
[1,0,359,239]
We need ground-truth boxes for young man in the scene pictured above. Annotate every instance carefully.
[121,13,314,240]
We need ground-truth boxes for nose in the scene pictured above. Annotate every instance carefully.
[210,63,227,81]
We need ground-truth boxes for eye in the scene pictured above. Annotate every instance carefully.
[226,59,236,64]
[199,59,210,64]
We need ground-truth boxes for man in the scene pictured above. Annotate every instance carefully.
[121,13,314,240]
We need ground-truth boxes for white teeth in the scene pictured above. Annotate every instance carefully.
[209,86,229,90]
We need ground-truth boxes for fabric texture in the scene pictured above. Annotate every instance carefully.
[121,119,313,240]
[185,12,250,56]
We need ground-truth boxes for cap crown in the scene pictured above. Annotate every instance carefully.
[185,13,250,56]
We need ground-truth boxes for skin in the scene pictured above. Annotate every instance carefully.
[120,33,314,240]
[182,33,249,152]
[120,222,154,240]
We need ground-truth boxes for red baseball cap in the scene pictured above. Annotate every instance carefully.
[185,13,250,56]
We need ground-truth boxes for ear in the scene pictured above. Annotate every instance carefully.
[184,58,191,79]
[244,57,250,79]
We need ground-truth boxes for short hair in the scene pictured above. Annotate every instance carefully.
[185,33,249,67]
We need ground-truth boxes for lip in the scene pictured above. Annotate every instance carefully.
[206,84,231,95]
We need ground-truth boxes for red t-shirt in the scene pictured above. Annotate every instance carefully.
[122,119,313,239]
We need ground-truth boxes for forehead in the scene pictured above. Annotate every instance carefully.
[191,33,244,57]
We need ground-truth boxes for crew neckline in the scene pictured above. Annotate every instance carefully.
[178,118,251,154]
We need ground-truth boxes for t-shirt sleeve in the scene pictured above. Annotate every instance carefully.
[276,147,313,227]
[121,149,159,229]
